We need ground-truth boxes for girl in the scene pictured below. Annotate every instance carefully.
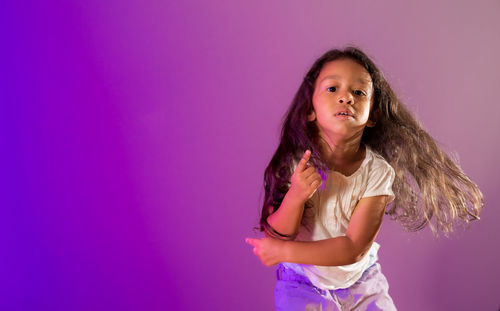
[245,46,483,310]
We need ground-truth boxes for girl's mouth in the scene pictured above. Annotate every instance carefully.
[335,111,354,118]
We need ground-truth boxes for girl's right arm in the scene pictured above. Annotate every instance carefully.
[266,150,322,239]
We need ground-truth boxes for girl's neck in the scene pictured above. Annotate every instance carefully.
[318,135,366,173]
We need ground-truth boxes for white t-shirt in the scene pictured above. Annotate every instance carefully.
[282,145,395,290]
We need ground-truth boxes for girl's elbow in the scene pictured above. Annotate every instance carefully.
[352,249,369,263]
[344,238,366,264]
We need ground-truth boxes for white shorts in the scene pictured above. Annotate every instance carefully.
[274,262,397,311]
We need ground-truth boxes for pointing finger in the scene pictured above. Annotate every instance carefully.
[295,150,311,172]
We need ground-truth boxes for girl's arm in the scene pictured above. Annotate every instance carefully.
[247,195,388,266]
[265,150,322,239]
[284,195,388,266]
[265,191,306,239]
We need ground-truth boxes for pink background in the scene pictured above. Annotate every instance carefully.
[2,1,499,310]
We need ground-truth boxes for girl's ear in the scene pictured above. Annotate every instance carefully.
[367,108,379,128]
[308,111,316,122]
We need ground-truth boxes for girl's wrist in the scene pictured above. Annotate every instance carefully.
[285,189,307,206]
[281,240,294,263]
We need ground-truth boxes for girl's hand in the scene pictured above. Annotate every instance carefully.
[245,237,287,266]
[289,150,322,203]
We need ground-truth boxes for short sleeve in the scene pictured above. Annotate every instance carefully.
[361,164,396,204]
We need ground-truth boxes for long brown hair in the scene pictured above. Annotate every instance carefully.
[258,46,483,237]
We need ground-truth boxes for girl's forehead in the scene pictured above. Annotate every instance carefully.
[317,59,372,85]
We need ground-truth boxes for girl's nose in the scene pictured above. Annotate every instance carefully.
[338,93,353,105]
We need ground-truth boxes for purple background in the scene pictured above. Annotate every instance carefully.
[2,1,500,310]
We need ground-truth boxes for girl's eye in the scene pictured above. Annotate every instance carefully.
[354,90,366,96]
[327,86,337,92]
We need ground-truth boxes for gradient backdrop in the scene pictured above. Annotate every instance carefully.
[2,1,500,310]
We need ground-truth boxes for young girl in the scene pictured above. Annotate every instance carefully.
[245,46,483,310]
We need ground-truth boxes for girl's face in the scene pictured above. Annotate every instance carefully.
[310,58,375,141]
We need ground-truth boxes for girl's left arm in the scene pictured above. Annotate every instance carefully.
[246,195,388,266]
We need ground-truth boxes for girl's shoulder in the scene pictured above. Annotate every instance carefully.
[365,146,394,173]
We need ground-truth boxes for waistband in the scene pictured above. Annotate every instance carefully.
[276,262,379,290]
[276,264,313,285]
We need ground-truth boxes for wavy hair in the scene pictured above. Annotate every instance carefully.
[258,46,483,237]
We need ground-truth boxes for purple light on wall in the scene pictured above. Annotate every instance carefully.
[1,1,499,310]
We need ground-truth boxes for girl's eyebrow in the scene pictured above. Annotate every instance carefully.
[319,75,372,85]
